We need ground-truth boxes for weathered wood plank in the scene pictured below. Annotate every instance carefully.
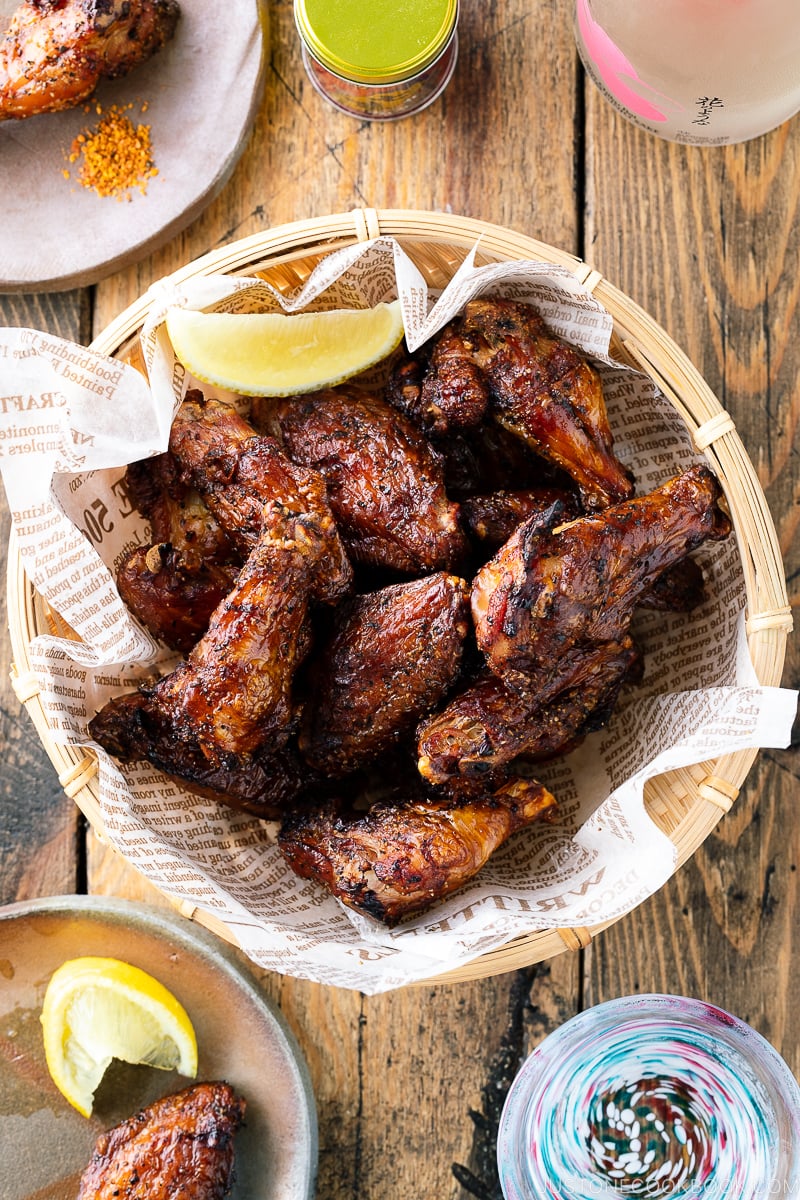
[584,88,800,1069]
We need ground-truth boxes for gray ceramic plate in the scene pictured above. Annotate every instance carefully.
[0,1,268,292]
[0,895,317,1200]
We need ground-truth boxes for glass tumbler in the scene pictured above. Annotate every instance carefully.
[497,993,800,1199]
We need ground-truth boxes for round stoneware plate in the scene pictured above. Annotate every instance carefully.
[0,0,267,292]
[0,894,317,1200]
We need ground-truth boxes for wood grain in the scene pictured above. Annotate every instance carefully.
[0,2,798,1197]
[584,84,800,1078]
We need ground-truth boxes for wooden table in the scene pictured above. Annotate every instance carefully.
[1,3,798,1196]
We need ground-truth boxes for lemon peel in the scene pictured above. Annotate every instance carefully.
[165,300,405,397]
[40,956,198,1118]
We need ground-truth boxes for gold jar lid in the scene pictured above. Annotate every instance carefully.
[294,0,458,85]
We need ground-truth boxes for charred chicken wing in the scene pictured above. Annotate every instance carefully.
[90,494,341,814]
[471,464,731,696]
[405,297,634,510]
[417,637,641,787]
[117,453,241,652]
[278,777,556,925]
[0,0,180,122]
[88,688,311,817]
[252,385,467,574]
[300,573,471,777]
[77,1081,244,1200]
[169,391,352,603]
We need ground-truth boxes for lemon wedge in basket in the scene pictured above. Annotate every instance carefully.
[165,300,405,397]
[40,956,198,1118]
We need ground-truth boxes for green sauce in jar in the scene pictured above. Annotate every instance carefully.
[294,0,459,120]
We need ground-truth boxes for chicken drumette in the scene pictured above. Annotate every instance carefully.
[471,464,731,698]
[388,296,634,510]
[77,1082,244,1200]
[301,572,471,777]
[90,487,342,817]
[169,391,352,601]
[252,385,467,574]
[278,775,556,925]
[0,0,180,121]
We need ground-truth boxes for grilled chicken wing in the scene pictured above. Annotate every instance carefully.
[117,453,241,653]
[417,637,641,787]
[278,776,556,925]
[117,543,239,655]
[300,573,470,777]
[471,464,730,696]
[88,689,310,817]
[170,391,352,603]
[461,487,582,550]
[77,1081,244,1200]
[0,0,179,122]
[387,336,488,437]
[90,495,340,814]
[252,385,467,574]
[403,297,634,510]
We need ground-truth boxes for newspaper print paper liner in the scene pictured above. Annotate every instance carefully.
[0,238,795,994]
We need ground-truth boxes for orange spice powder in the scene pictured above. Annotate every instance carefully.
[64,102,158,200]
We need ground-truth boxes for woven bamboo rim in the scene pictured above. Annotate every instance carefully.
[7,208,791,986]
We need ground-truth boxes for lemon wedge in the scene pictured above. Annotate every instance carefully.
[40,956,198,1118]
[165,300,405,397]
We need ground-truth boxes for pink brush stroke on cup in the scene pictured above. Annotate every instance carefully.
[577,0,673,123]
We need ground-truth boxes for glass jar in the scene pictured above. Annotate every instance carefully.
[294,0,458,121]
[574,0,800,145]
[497,993,800,1199]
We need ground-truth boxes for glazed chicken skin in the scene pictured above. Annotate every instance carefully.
[388,297,634,510]
[117,453,240,653]
[89,494,340,815]
[124,452,236,573]
[252,385,467,574]
[169,391,352,604]
[461,487,582,551]
[126,497,325,761]
[300,573,470,777]
[77,1081,245,1200]
[417,636,641,787]
[0,0,180,122]
[88,689,311,817]
[117,544,239,655]
[278,776,556,925]
[471,464,731,697]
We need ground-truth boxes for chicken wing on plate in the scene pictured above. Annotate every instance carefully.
[0,0,180,122]
[170,391,352,603]
[471,464,731,697]
[77,1081,244,1200]
[417,636,641,787]
[400,297,634,510]
[278,776,556,925]
[300,572,470,777]
[252,385,467,574]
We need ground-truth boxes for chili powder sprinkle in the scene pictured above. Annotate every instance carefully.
[64,102,159,200]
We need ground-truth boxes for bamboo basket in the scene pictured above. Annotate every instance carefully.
[7,208,793,985]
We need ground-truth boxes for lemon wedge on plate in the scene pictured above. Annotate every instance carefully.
[40,956,198,1118]
[165,299,405,397]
